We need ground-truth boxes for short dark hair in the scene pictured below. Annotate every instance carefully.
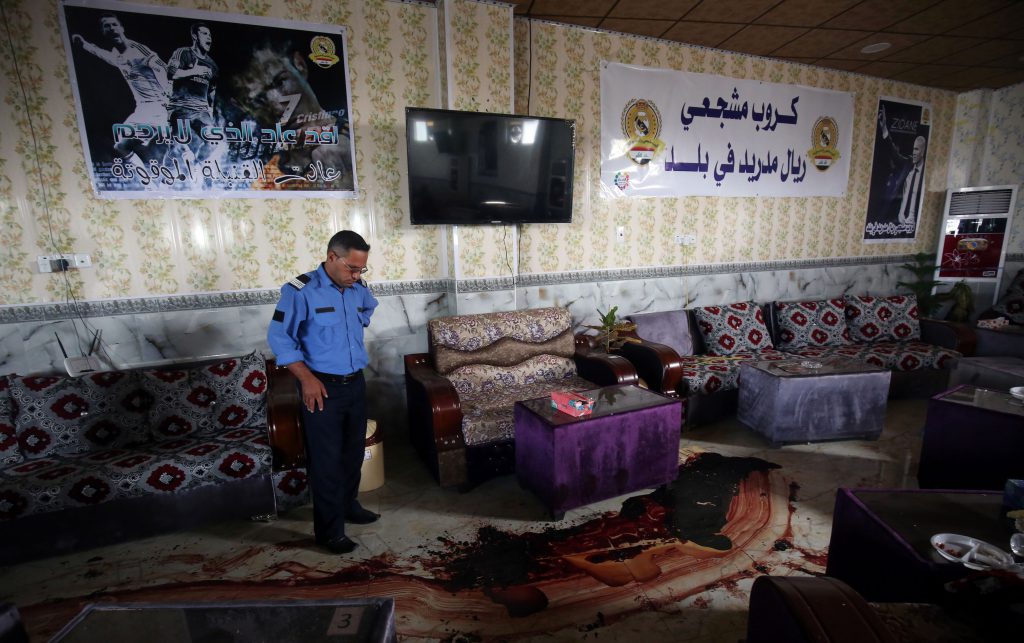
[328,230,370,256]
[190,23,210,39]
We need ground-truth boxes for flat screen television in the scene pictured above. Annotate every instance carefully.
[405,107,575,225]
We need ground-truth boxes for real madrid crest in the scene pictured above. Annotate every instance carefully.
[621,99,665,166]
[308,35,340,69]
[807,116,840,172]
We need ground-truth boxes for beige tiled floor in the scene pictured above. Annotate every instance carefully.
[1,399,930,641]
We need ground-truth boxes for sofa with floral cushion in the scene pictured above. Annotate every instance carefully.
[623,302,787,427]
[404,307,638,488]
[0,352,281,564]
[623,295,973,427]
[772,294,973,397]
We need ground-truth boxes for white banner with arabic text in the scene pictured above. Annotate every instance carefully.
[600,63,853,197]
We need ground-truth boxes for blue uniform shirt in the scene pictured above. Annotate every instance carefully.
[267,264,379,375]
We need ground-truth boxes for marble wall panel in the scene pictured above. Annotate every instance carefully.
[0,260,939,435]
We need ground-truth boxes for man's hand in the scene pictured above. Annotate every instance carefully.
[299,374,328,412]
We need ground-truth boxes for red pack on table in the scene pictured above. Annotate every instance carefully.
[550,391,595,417]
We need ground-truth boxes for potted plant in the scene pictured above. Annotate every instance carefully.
[584,306,641,353]
[898,252,948,317]
[897,253,974,322]
[944,280,974,322]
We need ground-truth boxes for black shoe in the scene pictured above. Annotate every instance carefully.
[346,507,380,524]
[320,535,357,554]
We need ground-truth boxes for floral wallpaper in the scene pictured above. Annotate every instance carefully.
[0,1,977,304]
[982,82,1024,256]
[512,20,958,276]
[0,0,440,304]
[441,0,515,280]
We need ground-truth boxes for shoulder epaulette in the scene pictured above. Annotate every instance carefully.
[287,273,312,290]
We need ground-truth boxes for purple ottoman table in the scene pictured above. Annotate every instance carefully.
[737,358,891,445]
[918,384,1024,490]
[514,384,681,519]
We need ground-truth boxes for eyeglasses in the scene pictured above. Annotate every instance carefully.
[329,252,369,275]
[339,259,369,275]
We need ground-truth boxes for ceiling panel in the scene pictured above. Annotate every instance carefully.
[755,0,861,27]
[826,32,930,61]
[607,0,701,21]
[718,25,808,56]
[684,0,783,24]
[822,0,939,31]
[599,18,675,39]
[886,0,1012,34]
[936,39,1024,67]
[947,3,1024,38]
[661,21,745,48]
[493,0,1024,90]
[769,29,873,58]
[883,36,984,64]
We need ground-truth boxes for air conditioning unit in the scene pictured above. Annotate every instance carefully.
[935,185,1017,302]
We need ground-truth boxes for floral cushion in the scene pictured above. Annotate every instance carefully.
[145,369,208,440]
[458,375,594,446]
[0,434,271,521]
[10,372,151,460]
[430,307,572,352]
[273,467,310,513]
[693,302,774,356]
[0,376,22,467]
[845,295,920,342]
[678,349,787,395]
[446,355,577,396]
[991,268,1024,324]
[193,352,268,434]
[783,341,959,371]
[145,352,268,440]
[774,299,852,349]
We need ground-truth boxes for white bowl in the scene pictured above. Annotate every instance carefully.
[1011,386,1024,401]
[931,533,1013,570]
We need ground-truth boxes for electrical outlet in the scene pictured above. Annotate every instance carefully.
[679,234,697,246]
[37,254,92,272]
[616,226,625,244]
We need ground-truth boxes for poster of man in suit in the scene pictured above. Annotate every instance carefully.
[863,98,931,243]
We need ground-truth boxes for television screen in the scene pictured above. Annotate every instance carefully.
[405,107,575,225]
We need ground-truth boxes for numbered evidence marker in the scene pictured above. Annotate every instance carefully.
[326,607,364,636]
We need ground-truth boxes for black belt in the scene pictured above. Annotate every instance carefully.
[311,370,362,384]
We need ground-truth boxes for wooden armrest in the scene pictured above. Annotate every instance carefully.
[266,358,305,470]
[616,339,684,396]
[573,334,639,386]
[405,351,464,435]
[920,318,976,356]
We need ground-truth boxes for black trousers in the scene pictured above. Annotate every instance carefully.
[299,371,367,542]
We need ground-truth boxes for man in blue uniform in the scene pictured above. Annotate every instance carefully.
[267,230,379,554]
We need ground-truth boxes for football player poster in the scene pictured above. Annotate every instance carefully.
[60,0,357,198]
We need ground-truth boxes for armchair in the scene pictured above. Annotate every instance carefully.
[404,307,637,488]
